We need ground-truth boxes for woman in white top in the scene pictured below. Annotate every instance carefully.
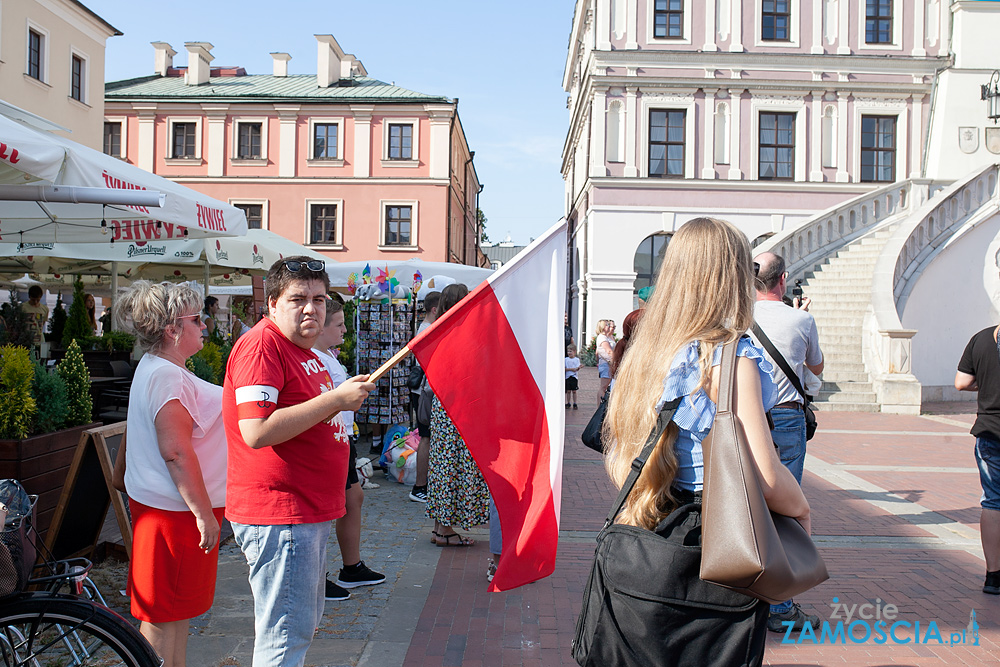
[201,296,219,339]
[595,319,616,397]
[115,281,226,667]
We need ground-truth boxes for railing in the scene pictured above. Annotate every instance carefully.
[865,163,1000,412]
[755,179,930,282]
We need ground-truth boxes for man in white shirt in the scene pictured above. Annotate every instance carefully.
[751,251,824,634]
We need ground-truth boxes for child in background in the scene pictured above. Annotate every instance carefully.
[565,344,581,409]
[313,296,385,602]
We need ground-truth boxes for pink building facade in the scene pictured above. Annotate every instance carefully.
[563,0,956,342]
[104,36,485,267]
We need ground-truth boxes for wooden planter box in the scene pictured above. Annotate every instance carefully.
[0,423,100,539]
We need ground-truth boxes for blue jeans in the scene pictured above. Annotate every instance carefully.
[975,436,1000,510]
[232,521,331,667]
[770,407,807,484]
[489,497,502,555]
[769,406,807,614]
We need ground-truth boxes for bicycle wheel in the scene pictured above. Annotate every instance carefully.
[0,594,160,667]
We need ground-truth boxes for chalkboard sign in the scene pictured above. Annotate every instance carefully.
[45,422,132,560]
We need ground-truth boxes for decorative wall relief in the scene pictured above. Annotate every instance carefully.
[959,127,979,154]
[986,127,1000,155]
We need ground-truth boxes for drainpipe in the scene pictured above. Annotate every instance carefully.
[446,100,457,263]
[463,151,476,265]
[921,59,953,178]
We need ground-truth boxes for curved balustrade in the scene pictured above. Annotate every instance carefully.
[756,180,924,282]
[865,163,1000,412]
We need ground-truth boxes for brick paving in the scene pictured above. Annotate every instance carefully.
[403,366,1000,667]
[168,365,1000,666]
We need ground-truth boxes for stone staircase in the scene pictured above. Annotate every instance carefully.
[799,222,902,412]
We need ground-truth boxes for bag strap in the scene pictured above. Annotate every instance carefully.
[603,397,683,529]
[751,323,812,404]
[716,339,737,413]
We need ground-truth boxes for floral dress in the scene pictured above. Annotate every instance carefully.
[426,397,491,529]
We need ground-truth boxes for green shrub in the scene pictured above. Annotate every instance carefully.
[0,293,35,349]
[57,340,92,426]
[49,296,67,344]
[580,336,598,367]
[339,300,356,372]
[0,345,37,439]
[32,360,68,435]
[190,341,223,385]
[98,331,136,354]
[61,280,93,350]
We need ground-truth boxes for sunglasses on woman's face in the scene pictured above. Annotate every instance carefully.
[283,260,326,273]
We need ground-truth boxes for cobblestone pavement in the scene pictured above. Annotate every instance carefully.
[104,366,1000,666]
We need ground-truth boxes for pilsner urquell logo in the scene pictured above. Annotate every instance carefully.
[127,244,166,258]
[252,244,264,265]
[214,239,229,261]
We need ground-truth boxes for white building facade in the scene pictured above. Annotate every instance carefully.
[562,0,999,352]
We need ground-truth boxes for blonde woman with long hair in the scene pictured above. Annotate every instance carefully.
[602,217,810,664]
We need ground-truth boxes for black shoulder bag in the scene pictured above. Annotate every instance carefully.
[751,323,818,441]
[581,387,610,453]
[572,399,768,667]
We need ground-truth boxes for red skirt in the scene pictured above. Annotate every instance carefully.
[127,498,225,623]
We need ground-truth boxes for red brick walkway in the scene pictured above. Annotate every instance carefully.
[403,367,1000,666]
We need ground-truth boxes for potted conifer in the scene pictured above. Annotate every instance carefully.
[0,340,99,537]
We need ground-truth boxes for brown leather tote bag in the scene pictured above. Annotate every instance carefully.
[699,340,828,605]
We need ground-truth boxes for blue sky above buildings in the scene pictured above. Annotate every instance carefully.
[87,0,574,246]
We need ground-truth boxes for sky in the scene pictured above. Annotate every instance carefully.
[85,0,577,246]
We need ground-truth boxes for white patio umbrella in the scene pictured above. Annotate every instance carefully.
[325,258,492,296]
[0,110,247,243]
[0,229,329,290]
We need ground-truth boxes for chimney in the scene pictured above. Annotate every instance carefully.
[271,52,291,77]
[315,34,345,87]
[184,42,214,86]
[151,42,176,76]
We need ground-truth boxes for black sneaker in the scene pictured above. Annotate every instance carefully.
[409,486,428,503]
[324,579,351,601]
[766,603,820,633]
[336,561,386,589]
[984,571,1000,595]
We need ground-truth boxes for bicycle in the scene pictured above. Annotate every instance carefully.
[0,480,161,667]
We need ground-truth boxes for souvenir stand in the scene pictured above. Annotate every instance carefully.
[353,298,413,426]
[348,265,421,428]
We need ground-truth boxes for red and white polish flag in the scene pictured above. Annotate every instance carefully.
[410,220,567,592]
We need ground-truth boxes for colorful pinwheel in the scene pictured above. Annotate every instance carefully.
[347,272,359,295]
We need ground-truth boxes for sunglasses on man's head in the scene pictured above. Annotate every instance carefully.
[283,260,326,273]
[753,262,760,276]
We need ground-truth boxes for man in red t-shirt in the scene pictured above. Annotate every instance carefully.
[223,257,374,667]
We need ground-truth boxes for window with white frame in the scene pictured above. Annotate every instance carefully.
[172,122,197,158]
[312,122,338,159]
[653,0,684,38]
[860,115,896,183]
[751,98,806,180]
[761,0,791,41]
[27,28,44,81]
[381,202,417,247]
[308,203,340,245]
[865,0,892,44]
[70,55,85,102]
[758,112,795,180]
[755,0,800,47]
[648,109,685,178]
[104,121,122,157]
[237,122,262,159]
[234,203,264,230]
[387,123,412,160]
[858,0,901,49]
